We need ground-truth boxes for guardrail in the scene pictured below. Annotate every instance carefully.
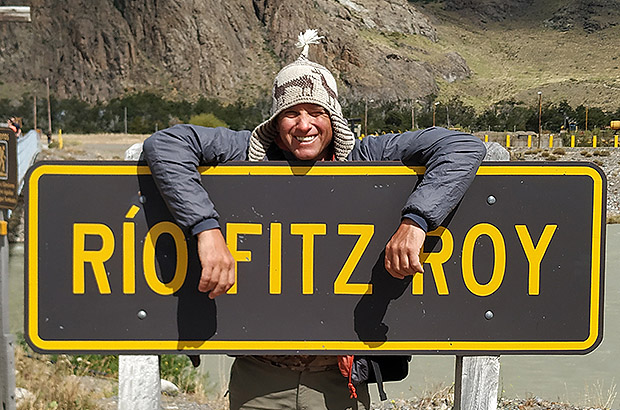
[16,130,42,195]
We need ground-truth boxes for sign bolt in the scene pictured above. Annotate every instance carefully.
[486,195,496,205]
[484,310,494,320]
[137,310,148,320]
[139,195,147,204]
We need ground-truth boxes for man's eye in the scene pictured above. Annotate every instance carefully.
[283,111,299,118]
[310,111,327,117]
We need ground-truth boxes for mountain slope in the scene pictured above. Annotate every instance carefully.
[0,0,619,110]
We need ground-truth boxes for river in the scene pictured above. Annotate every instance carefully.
[8,225,620,406]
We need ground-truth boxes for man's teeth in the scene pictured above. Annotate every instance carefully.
[295,135,316,142]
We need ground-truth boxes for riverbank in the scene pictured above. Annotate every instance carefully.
[16,341,608,410]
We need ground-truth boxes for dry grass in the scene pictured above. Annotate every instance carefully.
[15,344,115,410]
[413,4,620,111]
[14,340,223,410]
[584,380,618,410]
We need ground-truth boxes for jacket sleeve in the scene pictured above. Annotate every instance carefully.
[142,124,251,235]
[355,127,486,231]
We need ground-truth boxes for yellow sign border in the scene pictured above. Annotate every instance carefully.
[26,162,605,353]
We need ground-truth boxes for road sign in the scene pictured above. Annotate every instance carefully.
[25,161,606,354]
[0,128,18,209]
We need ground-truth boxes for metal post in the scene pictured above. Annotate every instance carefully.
[364,99,368,136]
[124,107,128,134]
[537,91,542,147]
[0,212,15,410]
[46,77,52,137]
[33,95,37,131]
[1,11,32,409]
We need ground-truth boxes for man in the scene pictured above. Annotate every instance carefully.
[8,117,21,136]
[144,30,485,410]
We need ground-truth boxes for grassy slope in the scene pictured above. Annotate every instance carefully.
[406,1,620,111]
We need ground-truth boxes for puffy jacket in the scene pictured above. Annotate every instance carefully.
[143,125,486,235]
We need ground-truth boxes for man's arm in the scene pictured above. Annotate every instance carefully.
[143,124,250,234]
[143,125,251,297]
[356,128,486,278]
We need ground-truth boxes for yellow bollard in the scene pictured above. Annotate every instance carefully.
[571,135,575,147]
[593,135,597,148]
[484,134,488,143]
[527,135,532,147]
[58,129,63,150]
[549,135,553,148]
[615,135,618,148]
[506,135,510,148]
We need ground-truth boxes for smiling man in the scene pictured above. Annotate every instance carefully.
[144,30,485,410]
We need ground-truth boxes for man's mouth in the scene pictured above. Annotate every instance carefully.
[294,135,317,143]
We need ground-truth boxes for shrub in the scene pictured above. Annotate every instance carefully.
[552,148,566,155]
[189,113,228,128]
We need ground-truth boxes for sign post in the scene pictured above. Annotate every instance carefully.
[2,9,33,410]
[0,127,18,410]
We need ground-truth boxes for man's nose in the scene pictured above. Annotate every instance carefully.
[296,112,313,131]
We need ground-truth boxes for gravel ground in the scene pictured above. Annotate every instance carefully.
[509,146,620,221]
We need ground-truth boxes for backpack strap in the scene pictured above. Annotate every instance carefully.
[370,358,387,401]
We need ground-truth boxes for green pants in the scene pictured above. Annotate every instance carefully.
[229,356,370,410]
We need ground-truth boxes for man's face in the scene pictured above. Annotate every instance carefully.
[276,103,333,161]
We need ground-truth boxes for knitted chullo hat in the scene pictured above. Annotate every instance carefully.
[249,29,355,161]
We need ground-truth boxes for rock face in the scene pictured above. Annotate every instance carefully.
[1,0,617,104]
[0,0,452,103]
[543,0,620,33]
[443,0,535,21]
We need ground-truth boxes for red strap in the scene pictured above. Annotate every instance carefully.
[337,355,357,399]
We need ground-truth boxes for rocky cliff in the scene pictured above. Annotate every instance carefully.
[0,0,448,103]
[1,0,619,107]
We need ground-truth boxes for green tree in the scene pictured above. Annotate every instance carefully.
[188,113,228,128]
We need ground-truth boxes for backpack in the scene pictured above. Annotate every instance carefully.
[339,355,411,401]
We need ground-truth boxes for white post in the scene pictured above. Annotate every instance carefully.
[454,356,500,410]
[454,141,509,410]
[117,145,161,410]
[118,356,161,410]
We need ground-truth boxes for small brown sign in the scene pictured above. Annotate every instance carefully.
[0,127,18,209]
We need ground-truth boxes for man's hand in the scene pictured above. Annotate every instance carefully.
[384,219,427,279]
[196,228,236,299]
